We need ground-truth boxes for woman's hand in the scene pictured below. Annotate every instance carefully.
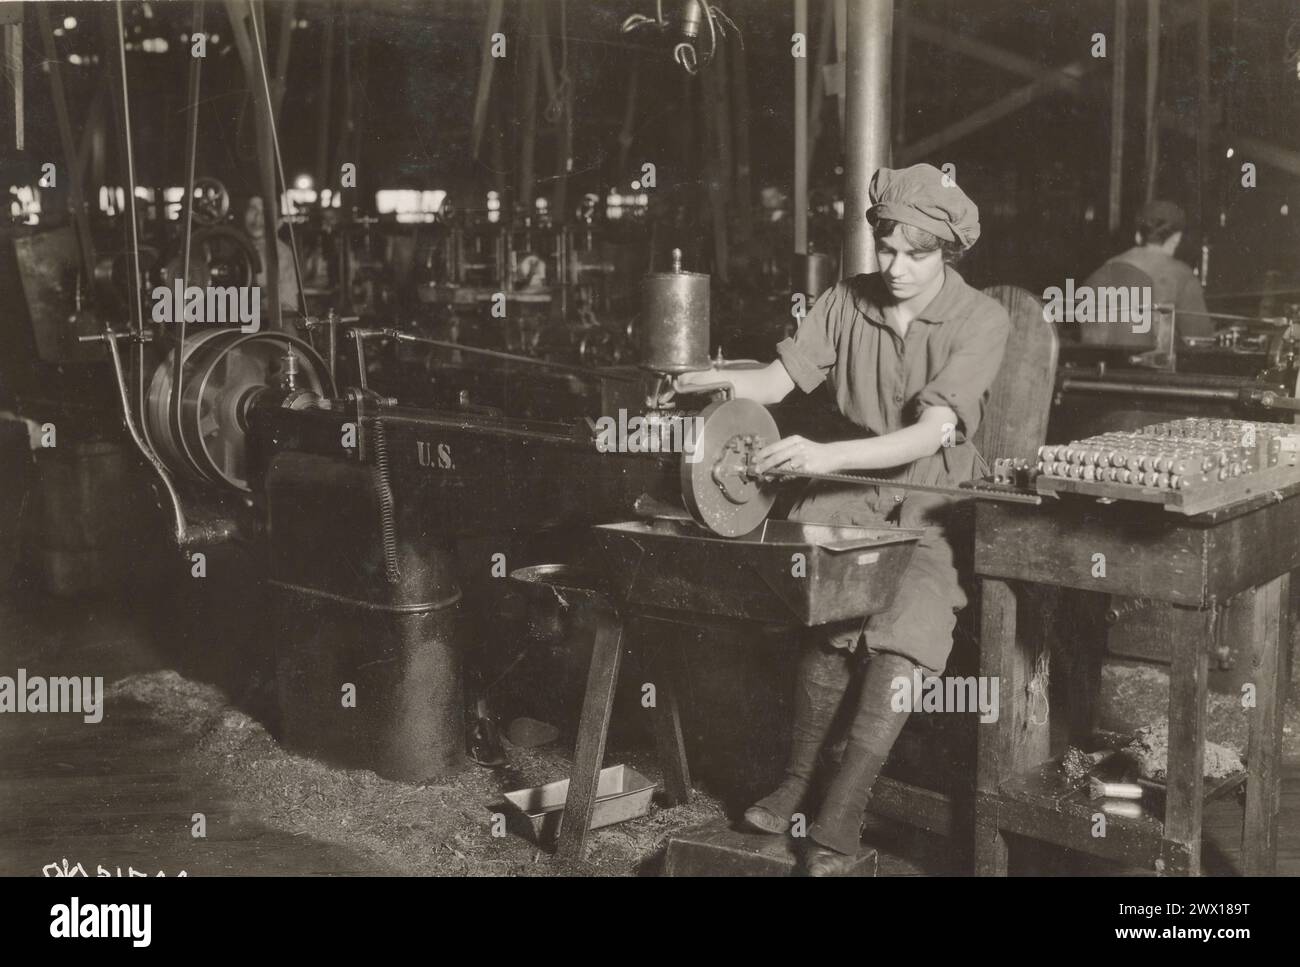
[671,369,731,394]
[754,435,842,476]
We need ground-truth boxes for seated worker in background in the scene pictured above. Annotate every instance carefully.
[675,163,1010,875]
[1080,200,1212,349]
[243,195,303,318]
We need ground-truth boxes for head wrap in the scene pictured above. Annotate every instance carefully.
[868,163,981,250]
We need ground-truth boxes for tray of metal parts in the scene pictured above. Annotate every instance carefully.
[498,764,655,844]
[593,518,923,626]
[1035,461,1300,515]
[1034,417,1300,515]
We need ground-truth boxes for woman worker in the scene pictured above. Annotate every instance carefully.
[675,163,1011,876]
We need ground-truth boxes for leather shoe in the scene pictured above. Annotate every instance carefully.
[741,804,790,835]
[804,844,861,877]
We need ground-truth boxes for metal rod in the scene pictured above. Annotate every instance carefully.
[175,0,205,481]
[765,468,1044,505]
[1173,308,1287,325]
[353,329,638,383]
[1059,378,1244,401]
[98,328,186,543]
[841,0,892,276]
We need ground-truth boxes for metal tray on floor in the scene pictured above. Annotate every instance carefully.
[592,518,923,626]
[499,764,655,843]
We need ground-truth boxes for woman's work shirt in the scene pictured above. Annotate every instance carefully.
[774,267,1011,528]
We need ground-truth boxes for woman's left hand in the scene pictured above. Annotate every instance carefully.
[754,436,842,476]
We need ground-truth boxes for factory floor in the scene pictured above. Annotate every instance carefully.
[2,585,1298,877]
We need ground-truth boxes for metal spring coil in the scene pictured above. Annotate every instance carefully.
[370,417,401,584]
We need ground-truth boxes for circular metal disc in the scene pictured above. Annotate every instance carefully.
[681,398,780,537]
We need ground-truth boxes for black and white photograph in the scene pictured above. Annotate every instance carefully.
[0,0,1298,913]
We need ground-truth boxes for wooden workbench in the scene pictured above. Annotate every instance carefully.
[972,482,1297,876]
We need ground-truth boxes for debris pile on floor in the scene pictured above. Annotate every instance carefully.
[107,670,725,876]
[1098,663,1299,758]
[1120,723,1245,782]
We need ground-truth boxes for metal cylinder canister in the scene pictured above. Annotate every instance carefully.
[640,248,710,373]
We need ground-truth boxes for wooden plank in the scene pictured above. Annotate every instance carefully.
[974,579,1019,874]
[556,608,625,861]
[868,777,953,837]
[1242,574,1288,874]
[1206,494,1300,605]
[980,791,1168,869]
[975,501,1209,606]
[1163,605,1210,875]
[641,634,692,807]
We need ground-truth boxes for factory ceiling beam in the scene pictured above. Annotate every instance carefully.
[1158,108,1300,179]
[898,0,1206,165]
[38,4,97,296]
[898,59,1094,163]
[904,17,1082,97]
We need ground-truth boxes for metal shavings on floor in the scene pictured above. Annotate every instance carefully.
[108,670,726,877]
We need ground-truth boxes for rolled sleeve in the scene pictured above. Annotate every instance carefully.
[775,284,843,394]
[913,304,1010,442]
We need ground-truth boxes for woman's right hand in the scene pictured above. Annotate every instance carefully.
[671,369,727,396]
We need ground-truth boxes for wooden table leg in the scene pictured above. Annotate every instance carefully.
[975,578,1046,875]
[1162,605,1211,876]
[1243,574,1289,875]
[642,631,692,806]
[556,607,625,861]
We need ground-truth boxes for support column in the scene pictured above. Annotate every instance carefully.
[841,0,892,277]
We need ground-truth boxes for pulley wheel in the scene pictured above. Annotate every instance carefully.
[680,398,780,537]
[145,330,332,491]
[189,225,262,289]
[190,176,232,226]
